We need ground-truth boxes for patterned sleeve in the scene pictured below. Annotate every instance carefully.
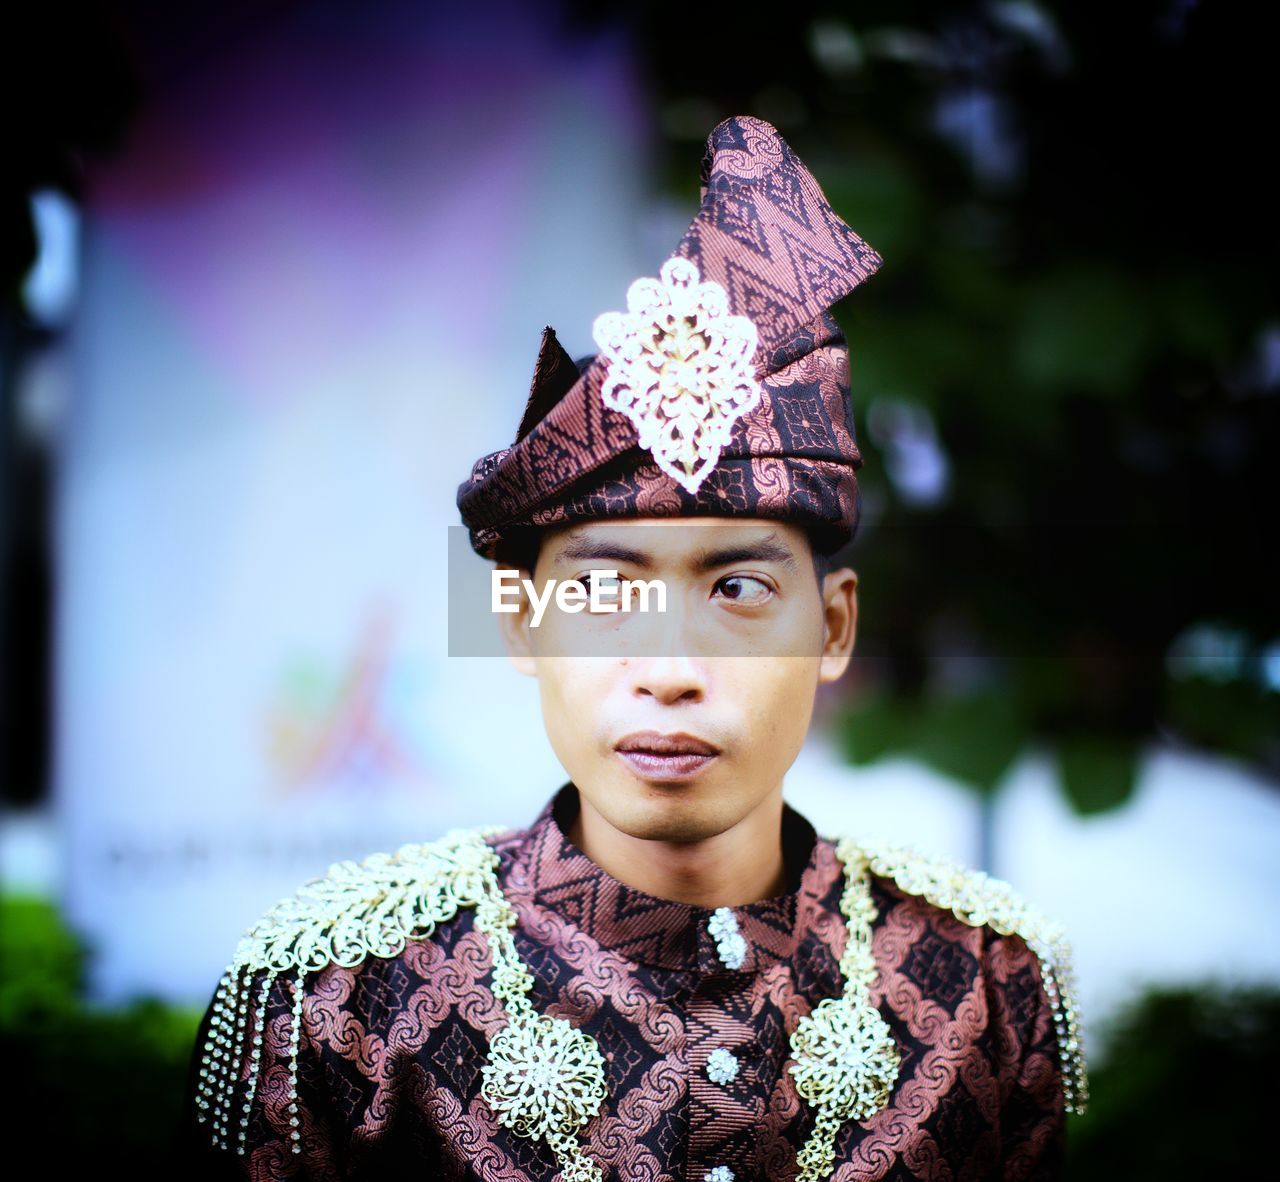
[985,931,1068,1182]
[179,969,337,1181]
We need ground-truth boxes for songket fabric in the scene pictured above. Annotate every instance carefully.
[455,114,885,561]
[181,783,1076,1181]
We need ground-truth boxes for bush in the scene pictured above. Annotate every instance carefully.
[1,894,203,1168]
[1066,982,1280,1178]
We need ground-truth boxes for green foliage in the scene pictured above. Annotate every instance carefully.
[0,894,86,1022]
[0,894,203,1166]
[1165,673,1280,767]
[1066,983,1280,1178]
[627,0,1279,809]
[1055,733,1139,815]
[838,687,1025,797]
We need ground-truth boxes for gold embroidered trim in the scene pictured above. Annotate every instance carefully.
[196,826,1082,1179]
[856,839,1089,1114]
[592,255,762,494]
[472,856,608,1181]
[788,838,901,1181]
[194,827,509,1155]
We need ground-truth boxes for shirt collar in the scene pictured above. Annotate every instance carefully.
[504,781,843,973]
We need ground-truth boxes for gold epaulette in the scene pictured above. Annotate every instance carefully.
[853,838,1089,1115]
[193,826,506,1155]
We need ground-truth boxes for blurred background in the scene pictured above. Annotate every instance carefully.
[1,0,1276,1174]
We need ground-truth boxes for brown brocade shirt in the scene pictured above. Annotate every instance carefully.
[181,782,1069,1181]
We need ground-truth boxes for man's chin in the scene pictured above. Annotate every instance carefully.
[621,817,715,845]
[599,791,729,846]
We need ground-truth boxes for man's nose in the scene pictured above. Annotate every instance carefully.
[623,588,713,701]
[627,651,707,704]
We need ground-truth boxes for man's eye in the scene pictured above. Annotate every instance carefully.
[714,575,773,604]
[575,571,632,606]
[575,570,619,591]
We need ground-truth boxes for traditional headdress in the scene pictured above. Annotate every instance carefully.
[456,114,883,558]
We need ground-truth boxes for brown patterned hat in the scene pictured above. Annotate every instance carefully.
[456,114,883,560]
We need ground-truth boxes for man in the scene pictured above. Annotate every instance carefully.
[183,114,1086,1181]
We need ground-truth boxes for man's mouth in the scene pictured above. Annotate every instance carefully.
[614,731,720,782]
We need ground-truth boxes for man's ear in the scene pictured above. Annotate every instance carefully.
[494,564,537,677]
[818,566,858,684]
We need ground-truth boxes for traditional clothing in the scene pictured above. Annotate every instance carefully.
[183,114,1088,1180]
[181,783,1084,1181]
[455,114,884,559]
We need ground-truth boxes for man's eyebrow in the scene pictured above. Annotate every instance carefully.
[693,537,800,573]
[552,537,655,568]
[551,532,801,573]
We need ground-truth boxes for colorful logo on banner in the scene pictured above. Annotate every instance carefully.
[264,601,433,796]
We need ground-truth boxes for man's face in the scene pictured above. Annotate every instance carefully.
[497,517,858,845]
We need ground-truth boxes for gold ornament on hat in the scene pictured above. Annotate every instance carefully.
[592,255,762,494]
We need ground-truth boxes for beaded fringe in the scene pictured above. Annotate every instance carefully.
[194,966,307,1155]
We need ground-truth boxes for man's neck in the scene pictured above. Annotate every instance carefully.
[566,790,788,909]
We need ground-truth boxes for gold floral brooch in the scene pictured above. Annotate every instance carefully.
[592,255,762,494]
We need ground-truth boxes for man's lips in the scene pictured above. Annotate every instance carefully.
[616,731,720,756]
[614,731,720,782]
